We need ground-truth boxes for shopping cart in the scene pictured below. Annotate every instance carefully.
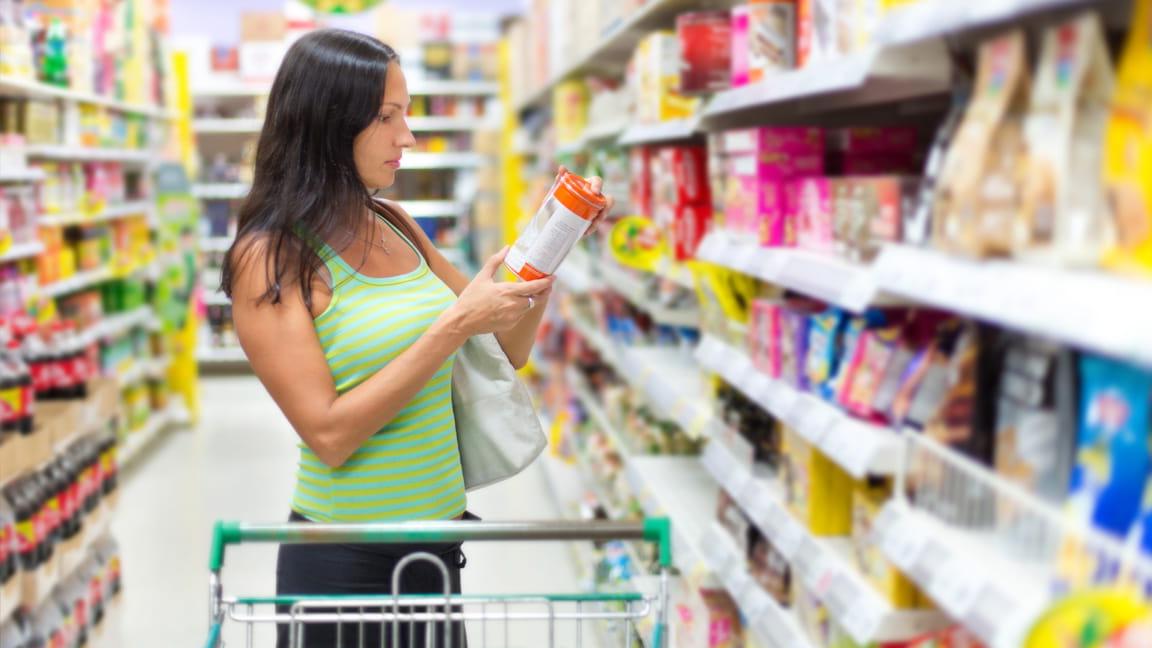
[205,518,672,648]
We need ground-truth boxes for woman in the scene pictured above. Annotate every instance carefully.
[221,29,612,647]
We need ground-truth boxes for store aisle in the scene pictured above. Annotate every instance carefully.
[111,375,580,647]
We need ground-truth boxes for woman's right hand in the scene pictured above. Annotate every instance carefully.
[444,246,554,337]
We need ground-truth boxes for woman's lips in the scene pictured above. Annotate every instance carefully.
[386,160,401,168]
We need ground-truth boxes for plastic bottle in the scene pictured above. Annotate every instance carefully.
[504,171,608,281]
[8,338,33,434]
[22,324,51,401]
[4,479,36,570]
[0,495,15,584]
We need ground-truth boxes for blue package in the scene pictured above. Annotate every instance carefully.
[1069,355,1152,543]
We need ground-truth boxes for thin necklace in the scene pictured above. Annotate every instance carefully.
[348,215,392,255]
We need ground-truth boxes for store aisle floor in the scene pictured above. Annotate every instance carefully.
[111,375,582,647]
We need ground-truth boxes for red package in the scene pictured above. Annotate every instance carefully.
[653,145,711,208]
[669,203,712,261]
[678,10,733,94]
[629,147,653,217]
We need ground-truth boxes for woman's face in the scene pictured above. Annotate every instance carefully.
[353,62,416,190]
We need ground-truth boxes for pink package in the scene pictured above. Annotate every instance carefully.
[731,5,750,88]
[749,299,783,377]
[795,177,834,253]
[724,154,760,239]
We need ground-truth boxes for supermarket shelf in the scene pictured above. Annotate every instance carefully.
[201,237,233,253]
[25,145,157,164]
[406,117,485,132]
[82,306,156,345]
[617,116,702,147]
[626,455,718,577]
[700,41,951,130]
[193,117,262,134]
[193,79,497,97]
[0,168,46,183]
[599,262,700,328]
[402,200,467,218]
[617,346,720,440]
[400,152,486,169]
[876,0,1103,47]
[0,241,46,263]
[40,200,152,228]
[192,182,249,200]
[198,346,248,365]
[652,256,696,290]
[554,247,600,294]
[569,315,623,375]
[701,440,951,644]
[203,290,230,306]
[40,266,115,299]
[566,365,634,460]
[516,0,722,113]
[556,120,630,155]
[0,74,172,118]
[696,335,901,478]
[696,230,888,312]
[119,402,185,470]
[874,244,1152,367]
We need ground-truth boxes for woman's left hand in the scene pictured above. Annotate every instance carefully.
[556,166,615,237]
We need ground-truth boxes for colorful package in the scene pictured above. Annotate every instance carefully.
[796,176,835,254]
[853,478,924,608]
[724,154,760,240]
[724,127,825,247]
[858,175,921,261]
[678,11,733,94]
[730,4,752,88]
[1019,13,1115,265]
[805,308,845,399]
[933,31,1031,258]
[668,203,712,261]
[749,298,783,377]
[629,147,652,217]
[838,318,903,419]
[749,528,792,605]
[1068,355,1152,543]
[1104,0,1152,274]
[907,90,969,248]
[632,31,701,124]
[748,0,796,82]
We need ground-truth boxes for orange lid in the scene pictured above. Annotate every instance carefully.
[553,172,608,220]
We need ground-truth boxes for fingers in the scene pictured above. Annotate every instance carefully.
[478,246,510,280]
[587,176,604,194]
[504,276,555,297]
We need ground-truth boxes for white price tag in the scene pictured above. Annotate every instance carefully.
[794,538,831,590]
[763,505,804,560]
[766,381,794,416]
[725,466,753,500]
[795,398,836,445]
[740,585,772,620]
[840,596,885,645]
[821,419,877,478]
[701,444,729,483]
[929,558,987,619]
[734,360,759,394]
[699,526,733,573]
[739,479,772,523]
[735,245,762,276]
[909,538,952,587]
[748,373,776,407]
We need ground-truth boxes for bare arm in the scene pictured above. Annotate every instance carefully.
[231,238,549,468]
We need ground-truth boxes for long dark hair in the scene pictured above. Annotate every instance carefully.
[221,29,426,309]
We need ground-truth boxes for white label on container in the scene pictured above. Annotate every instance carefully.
[513,205,591,276]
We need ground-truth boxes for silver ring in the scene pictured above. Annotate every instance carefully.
[527,296,535,311]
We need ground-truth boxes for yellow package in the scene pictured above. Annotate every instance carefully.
[932,31,1031,258]
[1018,13,1115,265]
[552,79,589,147]
[1104,0,1152,274]
[633,32,700,124]
[782,425,853,534]
[693,263,762,344]
[852,478,921,608]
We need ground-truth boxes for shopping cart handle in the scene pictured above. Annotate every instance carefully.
[210,518,672,571]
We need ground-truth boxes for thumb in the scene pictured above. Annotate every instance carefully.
[477,246,510,281]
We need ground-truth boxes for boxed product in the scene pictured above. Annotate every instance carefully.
[932,31,1031,258]
[748,0,796,81]
[716,488,752,556]
[1104,0,1152,274]
[633,31,701,123]
[730,5,752,88]
[724,127,825,246]
[651,145,711,208]
[678,11,733,94]
[993,337,1077,504]
[796,176,834,253]
[553,79,590,146]
[749,298,783,377]
[668,203,712,261]
[852,478,923,608]
[630,147,653,217]
[749,528,791,605]
[674,588,744,648]
[804,308,846,399]
[783,426,854,534]
[1068,355,1152,545]
[1019,13,1115,265]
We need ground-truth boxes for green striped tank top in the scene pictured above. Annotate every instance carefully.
[292,218,466,522]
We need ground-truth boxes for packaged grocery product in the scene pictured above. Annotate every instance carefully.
[805,308,845,399]
[651,146,711,208]
[1103,0,1152,274]
[781,425,813,520]
[724,127,825,247]
[674,588,744,648]
[678,11,733,94]
[853,478,923,608]
[505,171,608,281]
[668,203,712,261]
[793,578,831,644]
[838,315,903,420]
[796,176,834,254]
[694,265,762,345]
[932,31,1031,258]
[1025,589,1152,648]
[707,132,729,225]
[716,488,751,555]
[857,175,921,262]
[749,298,783,377]
[633,31,701,123]
[1019,13,1115,265]
[780,306,812,391]
[748,0,796,81]
[730,4,752,88]
[1068,355,1152,543]
[630,147,653,217]
[724,153,762,241]
[993,336,1077,504]
[748,528,791,604]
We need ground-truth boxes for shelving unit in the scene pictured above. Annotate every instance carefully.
[598,262,701,328]
[0,241,46,263]
[0,74,173,118]
[40,200,153,228]
[192,183,249,200]
[25,145,157,164]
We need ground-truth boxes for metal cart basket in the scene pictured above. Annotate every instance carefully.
[205,518,672,648]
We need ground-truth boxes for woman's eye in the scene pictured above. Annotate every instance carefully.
[378,114,392,123]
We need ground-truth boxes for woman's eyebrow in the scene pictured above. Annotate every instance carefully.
[383,102,406,110]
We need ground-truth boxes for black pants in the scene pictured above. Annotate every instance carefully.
[275,511,471,648]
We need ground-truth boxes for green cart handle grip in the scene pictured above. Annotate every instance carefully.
[210,518,673,571]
